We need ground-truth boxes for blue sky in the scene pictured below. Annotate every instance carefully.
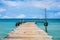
[0,0,60,19]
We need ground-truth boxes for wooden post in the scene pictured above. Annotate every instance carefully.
[44,8,48,33]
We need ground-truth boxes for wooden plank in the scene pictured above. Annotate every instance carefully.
[3,22,52,40]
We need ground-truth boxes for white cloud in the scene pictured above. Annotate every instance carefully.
[2,0,25,8]
[47,12,60,18]
[32,15,45,19]
[47,14,54,18]
[1,14,26,18]
[0,8,6,12]
[32,16,37,18]
[16,14,26,18]
[2,0,60,10]
[2,16,9,18]
[5,1,17,7]
[0,14,1,16]
[2,16,12,18]
[39,15,45,19]
[31,1,47,9]
[1,0,60,19]
[31,1,60,10]
[57,4,60,8]
[55,12,60,16]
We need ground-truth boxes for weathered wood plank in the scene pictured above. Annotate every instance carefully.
[3,22,52,40]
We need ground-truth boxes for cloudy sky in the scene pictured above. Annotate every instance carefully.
[0,0,60,19]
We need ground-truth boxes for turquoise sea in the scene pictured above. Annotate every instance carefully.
[0,19,60,40]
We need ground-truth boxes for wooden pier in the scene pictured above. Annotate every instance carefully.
[3,22,52,40]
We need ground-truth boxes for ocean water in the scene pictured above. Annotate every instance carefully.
[0,19,60,40]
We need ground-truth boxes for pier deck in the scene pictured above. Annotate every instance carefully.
[3,22,52,40]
